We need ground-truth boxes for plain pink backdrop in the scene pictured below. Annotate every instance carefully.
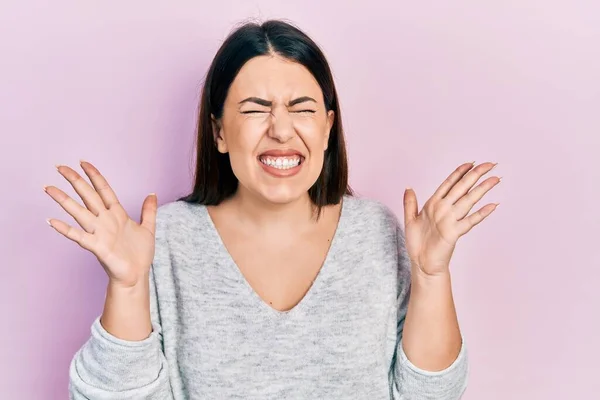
[2,1,598,399]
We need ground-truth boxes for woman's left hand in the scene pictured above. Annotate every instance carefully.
[403,161,501,277]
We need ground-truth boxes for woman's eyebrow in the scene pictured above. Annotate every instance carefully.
[288,96,317,106]
[238,96,317,107]
[239,97,271,106]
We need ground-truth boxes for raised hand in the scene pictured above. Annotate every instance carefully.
[44,161,157,288]
[403,161,501,277]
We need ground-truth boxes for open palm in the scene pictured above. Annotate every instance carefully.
[403,161,501,276]
[44,161,157,288]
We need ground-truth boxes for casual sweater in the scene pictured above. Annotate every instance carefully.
[69,195,468,399]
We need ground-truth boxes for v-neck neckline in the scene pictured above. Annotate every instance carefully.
[200,196,351,319]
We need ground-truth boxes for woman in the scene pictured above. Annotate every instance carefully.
[46,20,499,399]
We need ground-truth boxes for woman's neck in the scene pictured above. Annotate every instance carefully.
[223,188,319,233]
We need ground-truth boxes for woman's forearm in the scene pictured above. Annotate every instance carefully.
[100,274,153,341]
[401,267,463,371]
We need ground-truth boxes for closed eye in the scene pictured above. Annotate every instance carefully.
[241,110,316,114]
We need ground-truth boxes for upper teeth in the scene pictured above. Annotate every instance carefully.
[260,156,301,169]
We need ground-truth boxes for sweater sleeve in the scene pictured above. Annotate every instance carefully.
[390,224,469,399]
[68,266,173,400]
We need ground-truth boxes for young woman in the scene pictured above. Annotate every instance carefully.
[46,20,499,399]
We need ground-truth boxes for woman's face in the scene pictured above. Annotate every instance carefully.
[215,55,334,205]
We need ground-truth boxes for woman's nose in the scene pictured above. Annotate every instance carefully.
[268,109,295,142]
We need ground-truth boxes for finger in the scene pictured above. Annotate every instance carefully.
[432,162,475,201]
[453,176,501,219]
[56,164,106,216]
[140,193,158,235]
[445,162,497,205]
[457,203,499,235]
[403,187,419,226]
[80,160,121,210]
[44,185,97,233]
[47,217,97,251]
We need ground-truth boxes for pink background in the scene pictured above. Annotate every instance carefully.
[2,1,599,398]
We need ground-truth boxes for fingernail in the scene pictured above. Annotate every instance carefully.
[46,218,53,226]
[494,203,500,207]
[55,164,63,171]
[79,159,87,165]
[149,192,156,196]
[405,187,412,191]
[43,185,48,192]
[497,176,503,182]
[471,161,476,165]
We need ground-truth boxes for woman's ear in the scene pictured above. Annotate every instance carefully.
[324,110,334,150]
[211,115,228,153]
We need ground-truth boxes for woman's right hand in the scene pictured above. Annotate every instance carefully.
[44,161,157,288]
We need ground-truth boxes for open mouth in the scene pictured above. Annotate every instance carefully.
[258,155,305,170]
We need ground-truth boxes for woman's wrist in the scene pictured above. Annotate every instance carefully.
[100,275,152,341]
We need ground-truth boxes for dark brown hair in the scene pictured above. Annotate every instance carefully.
[178,20,352,210]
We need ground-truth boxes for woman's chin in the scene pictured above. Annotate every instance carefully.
[256,186,310,206]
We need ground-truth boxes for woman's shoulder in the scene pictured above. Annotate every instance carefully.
[154,200,209,238]
[338,194,404,251]
[337,195,405,271]
[342,194,401,230]
[155,199,203,222]
[156,199,202,218]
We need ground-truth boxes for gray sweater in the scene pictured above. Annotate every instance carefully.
[69,195,468,399]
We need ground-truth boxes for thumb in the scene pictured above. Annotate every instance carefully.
[140,193,158,235]
[403,187,418,226]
